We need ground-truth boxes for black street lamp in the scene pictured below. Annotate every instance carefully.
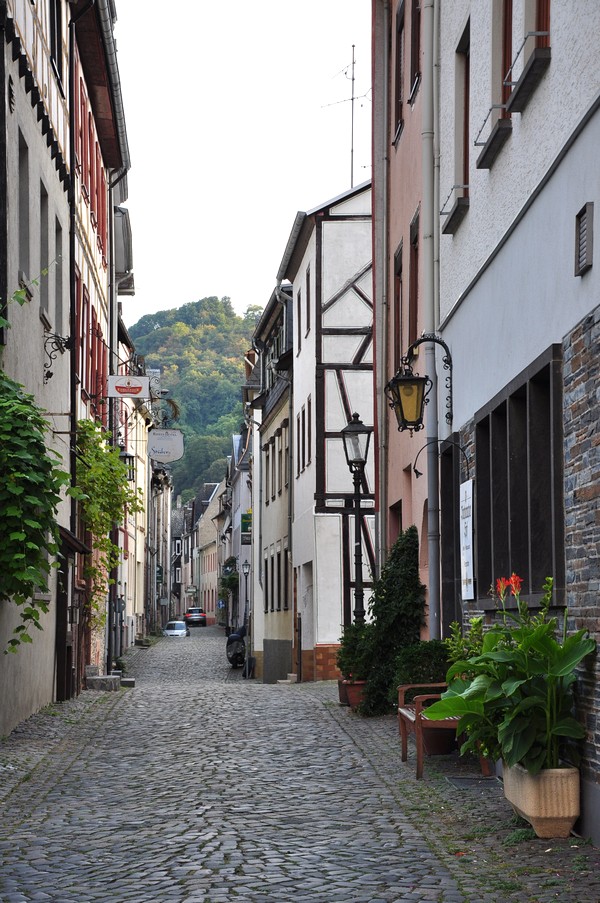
[341,413,373,625]
[241,559,250,629]
[384,333,453,433]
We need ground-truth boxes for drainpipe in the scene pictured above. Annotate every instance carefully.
[421,0,441,639]
[375,0,390,573]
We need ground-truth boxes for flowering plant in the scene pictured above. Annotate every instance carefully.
[425,574,596,773]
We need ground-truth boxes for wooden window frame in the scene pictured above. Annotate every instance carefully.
[393,2,405,142]
[409,0,421,102]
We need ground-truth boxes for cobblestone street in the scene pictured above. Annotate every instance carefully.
[1,628,599,903]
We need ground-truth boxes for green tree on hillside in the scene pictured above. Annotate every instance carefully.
[130,296,260,497]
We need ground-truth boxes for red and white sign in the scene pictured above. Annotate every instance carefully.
[107,376,150,398]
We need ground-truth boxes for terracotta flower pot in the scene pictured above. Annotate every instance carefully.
[338,679,350,706]
[344,679,367,710]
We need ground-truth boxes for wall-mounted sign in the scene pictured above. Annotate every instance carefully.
[148,428,184,463]
[241,511,252,544]
[107,375,150,398]
[460,479,474,601]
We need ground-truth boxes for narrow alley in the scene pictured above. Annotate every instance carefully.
[0,629,598,903]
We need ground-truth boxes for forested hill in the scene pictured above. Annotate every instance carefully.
[129,297,262,501]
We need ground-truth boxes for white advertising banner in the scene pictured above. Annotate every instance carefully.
[148,429,184,463]
[460,479,475,600]
[107,375,150,398]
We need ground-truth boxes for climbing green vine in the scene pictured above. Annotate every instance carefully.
[0,372,70,652]
[75,419,143,623]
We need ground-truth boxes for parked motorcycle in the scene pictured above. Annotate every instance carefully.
[226,624,246,668]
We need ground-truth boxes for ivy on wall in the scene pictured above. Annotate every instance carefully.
[75,419,143,622]
[0,372,69,652]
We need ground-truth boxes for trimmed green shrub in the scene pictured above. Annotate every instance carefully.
[388,640,450,707]
[359,525,427,715]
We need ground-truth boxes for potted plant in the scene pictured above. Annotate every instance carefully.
[336,622,373,709]
[425,574,596,837]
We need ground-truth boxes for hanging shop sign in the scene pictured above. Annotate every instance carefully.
[107,375,150,398]
[460,479,474,601]
[148,428,184,463]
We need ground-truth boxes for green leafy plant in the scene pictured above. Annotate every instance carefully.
[75,419,143,623]
[388,639,450,706]
[336,622,374,681]
[0,372,70,651]
[359,525,426,715]
[425,574,596,773]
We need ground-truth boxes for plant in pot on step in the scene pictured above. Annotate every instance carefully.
[424,574,596,838]
[336,621,374,709]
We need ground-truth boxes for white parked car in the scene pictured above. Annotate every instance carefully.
[163,620,190,637]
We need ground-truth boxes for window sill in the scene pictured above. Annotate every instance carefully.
[476,118,512,170]
[506,47,551,114]
[442,197,469,235]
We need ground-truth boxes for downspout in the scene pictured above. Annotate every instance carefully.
[421,0,441,639]
[274,285,295,673]
[376,0,390,573]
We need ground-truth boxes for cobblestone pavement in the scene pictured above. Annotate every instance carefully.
[0,627,599,903]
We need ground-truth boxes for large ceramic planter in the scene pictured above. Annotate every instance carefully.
[502,762,580,839]
[344,680,366,710]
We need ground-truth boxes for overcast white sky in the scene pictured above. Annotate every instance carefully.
[115,2,372,328]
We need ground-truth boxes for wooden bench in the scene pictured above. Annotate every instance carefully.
[398,682,495,779]
[398,682,460,779]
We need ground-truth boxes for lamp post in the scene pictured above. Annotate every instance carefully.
[384,333,453,640]
[241,559,250,629]
[341,413,373,625]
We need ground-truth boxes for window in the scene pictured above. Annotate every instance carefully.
[296,289,302,352]
[40,182,49,318]
[393,244,403,372]
[305,267,311,335]
[301,405,306,471]
[476,0,513,168]
[296,414,301,476]
[18,132,30,279]
[474,349,564,604]
[174,539,181,555]
[307,396,312,465]
[443,22,471,234]
[271,438,276,501]
[409,0,421,100]
[575,203,593,276]
[408,211,419,346]
[49,0,63,84]
[265,445,270,503]
[284,422,290,486]
[277,431,283,493]
[283,548,289,610]
[458,23,470,197]
[276,550,282,611]
[393,2,405,142]
[55,219,63,329]
[175,568,181,584]
[270,555,275,611]
[263,555,269,612]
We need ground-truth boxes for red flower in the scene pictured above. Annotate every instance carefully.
[496,577,510,600]
[509,573,523,597]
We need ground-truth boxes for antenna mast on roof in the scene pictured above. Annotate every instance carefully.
[350,44,355,188]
